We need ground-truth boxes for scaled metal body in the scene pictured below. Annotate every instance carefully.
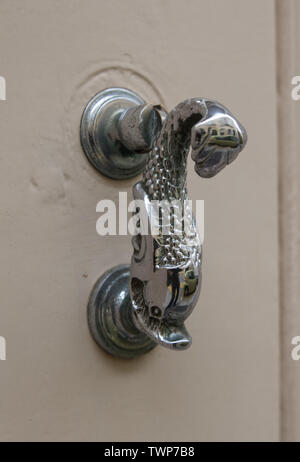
[130,98,247,349]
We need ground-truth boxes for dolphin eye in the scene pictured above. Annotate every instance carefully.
[150,306,162,318]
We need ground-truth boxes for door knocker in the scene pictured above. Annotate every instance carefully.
[80,88,247,358]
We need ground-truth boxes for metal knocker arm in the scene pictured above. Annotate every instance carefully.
[81,87,247,358]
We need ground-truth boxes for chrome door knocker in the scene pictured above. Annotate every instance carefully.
[81,88,247,358]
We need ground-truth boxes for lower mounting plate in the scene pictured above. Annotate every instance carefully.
[87,264,156,359]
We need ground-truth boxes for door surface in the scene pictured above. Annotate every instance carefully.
[0,0,279,441]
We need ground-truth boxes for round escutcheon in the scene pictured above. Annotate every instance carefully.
[87,264,156,359]
[80,88,148,179]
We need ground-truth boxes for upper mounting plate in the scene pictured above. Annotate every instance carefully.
[80,87,148,180]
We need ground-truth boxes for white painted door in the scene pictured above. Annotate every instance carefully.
[0,0,279,441]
